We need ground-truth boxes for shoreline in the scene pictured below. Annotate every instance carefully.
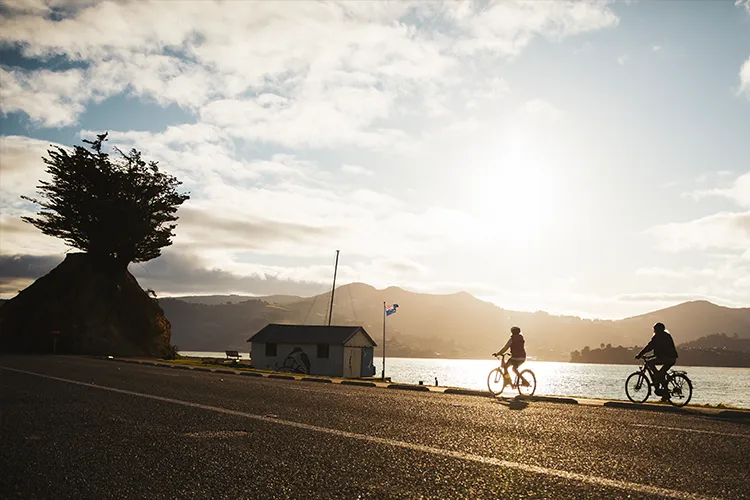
[169,354,750,410]
[179,352,750,370]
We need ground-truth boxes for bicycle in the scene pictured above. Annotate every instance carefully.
[487,353,537,396]
[625,355,693,407]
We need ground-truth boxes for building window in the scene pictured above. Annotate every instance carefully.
[265,343,277,357]
[317,344,329,358]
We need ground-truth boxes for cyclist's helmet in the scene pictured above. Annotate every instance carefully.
[510,326,521,335]
[653,322,666,333]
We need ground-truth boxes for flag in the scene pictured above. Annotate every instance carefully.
[385,303,399,316]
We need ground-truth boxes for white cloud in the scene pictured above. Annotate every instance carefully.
[200,86,404,149]
[0,135,61,208]
[737,0,750,14]
[635,267,716,279]
[0,0,618,147]
[649,211,750,252]
[617,54,628,66]
[651,45,662,52]
[453,0,619,56]
[686,171,750,208]
[523,99,563,123]
[740,57,750,98]
[0,67,90,127]
[341,164,374,177]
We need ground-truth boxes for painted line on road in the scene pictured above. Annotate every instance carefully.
[631,423,750,439]
[0,366,718,500]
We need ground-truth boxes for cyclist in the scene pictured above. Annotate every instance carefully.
[635,322,678,400]
[493,326,526,381]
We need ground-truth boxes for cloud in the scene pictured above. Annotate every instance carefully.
[737,0,750,14]
[523,99,563,123]
[129,251,331,297]
[617,54,628,66]
[199,86,405,149]
[0,254,61,280]
[176,207,342,253]
[452,0,619,56]
[649,211,750,252]
[0,0,618,147]
[0,135,59,202]
[686,171,750,208]
[651,45,662,52]
[0,67,89,127]
[740,57,750,98]
[614,292,744,305]
[341,164,374,177]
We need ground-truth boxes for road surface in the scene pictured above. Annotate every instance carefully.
[1,355,748,499]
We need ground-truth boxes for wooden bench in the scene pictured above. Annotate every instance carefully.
[225,350,241,363]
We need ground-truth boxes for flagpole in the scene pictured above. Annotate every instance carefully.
[382,301,386,381]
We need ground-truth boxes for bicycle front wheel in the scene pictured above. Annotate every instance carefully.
[666,373,692,407]
[625,372,650,403]
[515,369,536,396]
[487,368,507,396]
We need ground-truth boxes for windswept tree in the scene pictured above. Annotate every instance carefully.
[22,133,189,268]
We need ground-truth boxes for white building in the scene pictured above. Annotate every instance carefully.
[247,324,377,378]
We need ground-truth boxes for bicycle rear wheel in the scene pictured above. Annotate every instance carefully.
[625,372,650,403]
[666,373,692,407]
[487,368,507,396]
[516,369,536,396]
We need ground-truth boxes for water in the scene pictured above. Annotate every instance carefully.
[180,352,750,408]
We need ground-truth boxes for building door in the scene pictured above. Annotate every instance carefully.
[343,347,362,378]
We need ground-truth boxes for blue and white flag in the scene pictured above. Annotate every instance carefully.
[385,304,399,316]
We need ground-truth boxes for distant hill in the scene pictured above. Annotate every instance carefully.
[167,294,305,306]
[570,333,750,368]
[680,333,750,353]
[160,283,750,360]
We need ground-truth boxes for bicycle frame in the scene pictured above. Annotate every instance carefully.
[493,353,519,387]
[638,356,686,385]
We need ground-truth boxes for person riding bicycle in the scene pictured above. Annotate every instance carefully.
[635,322,678,400]
[493,326,526,381]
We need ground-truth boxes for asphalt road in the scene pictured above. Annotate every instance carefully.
[1,356,749,499]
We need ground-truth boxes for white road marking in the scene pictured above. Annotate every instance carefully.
[631,423,749,438]
[1,366,719,500]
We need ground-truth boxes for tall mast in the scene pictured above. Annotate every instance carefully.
[327,250,339,326]
[382,301,386,380]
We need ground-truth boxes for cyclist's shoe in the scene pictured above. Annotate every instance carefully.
[654,387,665,397]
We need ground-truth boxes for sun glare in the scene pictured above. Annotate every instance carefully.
[469,130,563,248]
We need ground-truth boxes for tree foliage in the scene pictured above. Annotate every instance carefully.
[22,133,189,268]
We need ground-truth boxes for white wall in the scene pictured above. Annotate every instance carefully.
[345,330,375,348]
[251,342,344,376]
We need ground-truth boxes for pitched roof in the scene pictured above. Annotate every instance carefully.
[247,324,377,346]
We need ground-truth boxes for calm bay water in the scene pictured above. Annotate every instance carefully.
[180,351,750,409]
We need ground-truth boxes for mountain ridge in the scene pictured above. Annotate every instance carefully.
[155,283,750,360]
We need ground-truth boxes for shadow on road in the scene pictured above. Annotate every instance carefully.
[495,398,529,411]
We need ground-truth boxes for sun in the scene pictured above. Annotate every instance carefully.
[469,131,563,248]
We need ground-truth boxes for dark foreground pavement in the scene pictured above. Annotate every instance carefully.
[1,356,749,499]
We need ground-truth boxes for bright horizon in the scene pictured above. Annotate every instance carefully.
[1,1,749,320]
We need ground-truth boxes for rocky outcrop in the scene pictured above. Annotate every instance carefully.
[0,253,171,356]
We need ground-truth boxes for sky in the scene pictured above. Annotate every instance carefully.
[1,0,749,320]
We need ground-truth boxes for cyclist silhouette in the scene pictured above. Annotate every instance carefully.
[493,326,526,380]
[635,322,678,401]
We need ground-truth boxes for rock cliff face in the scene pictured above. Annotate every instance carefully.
[0,253,171,356]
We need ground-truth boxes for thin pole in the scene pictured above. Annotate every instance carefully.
[382,301,386,380]
[327,250,339,326]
